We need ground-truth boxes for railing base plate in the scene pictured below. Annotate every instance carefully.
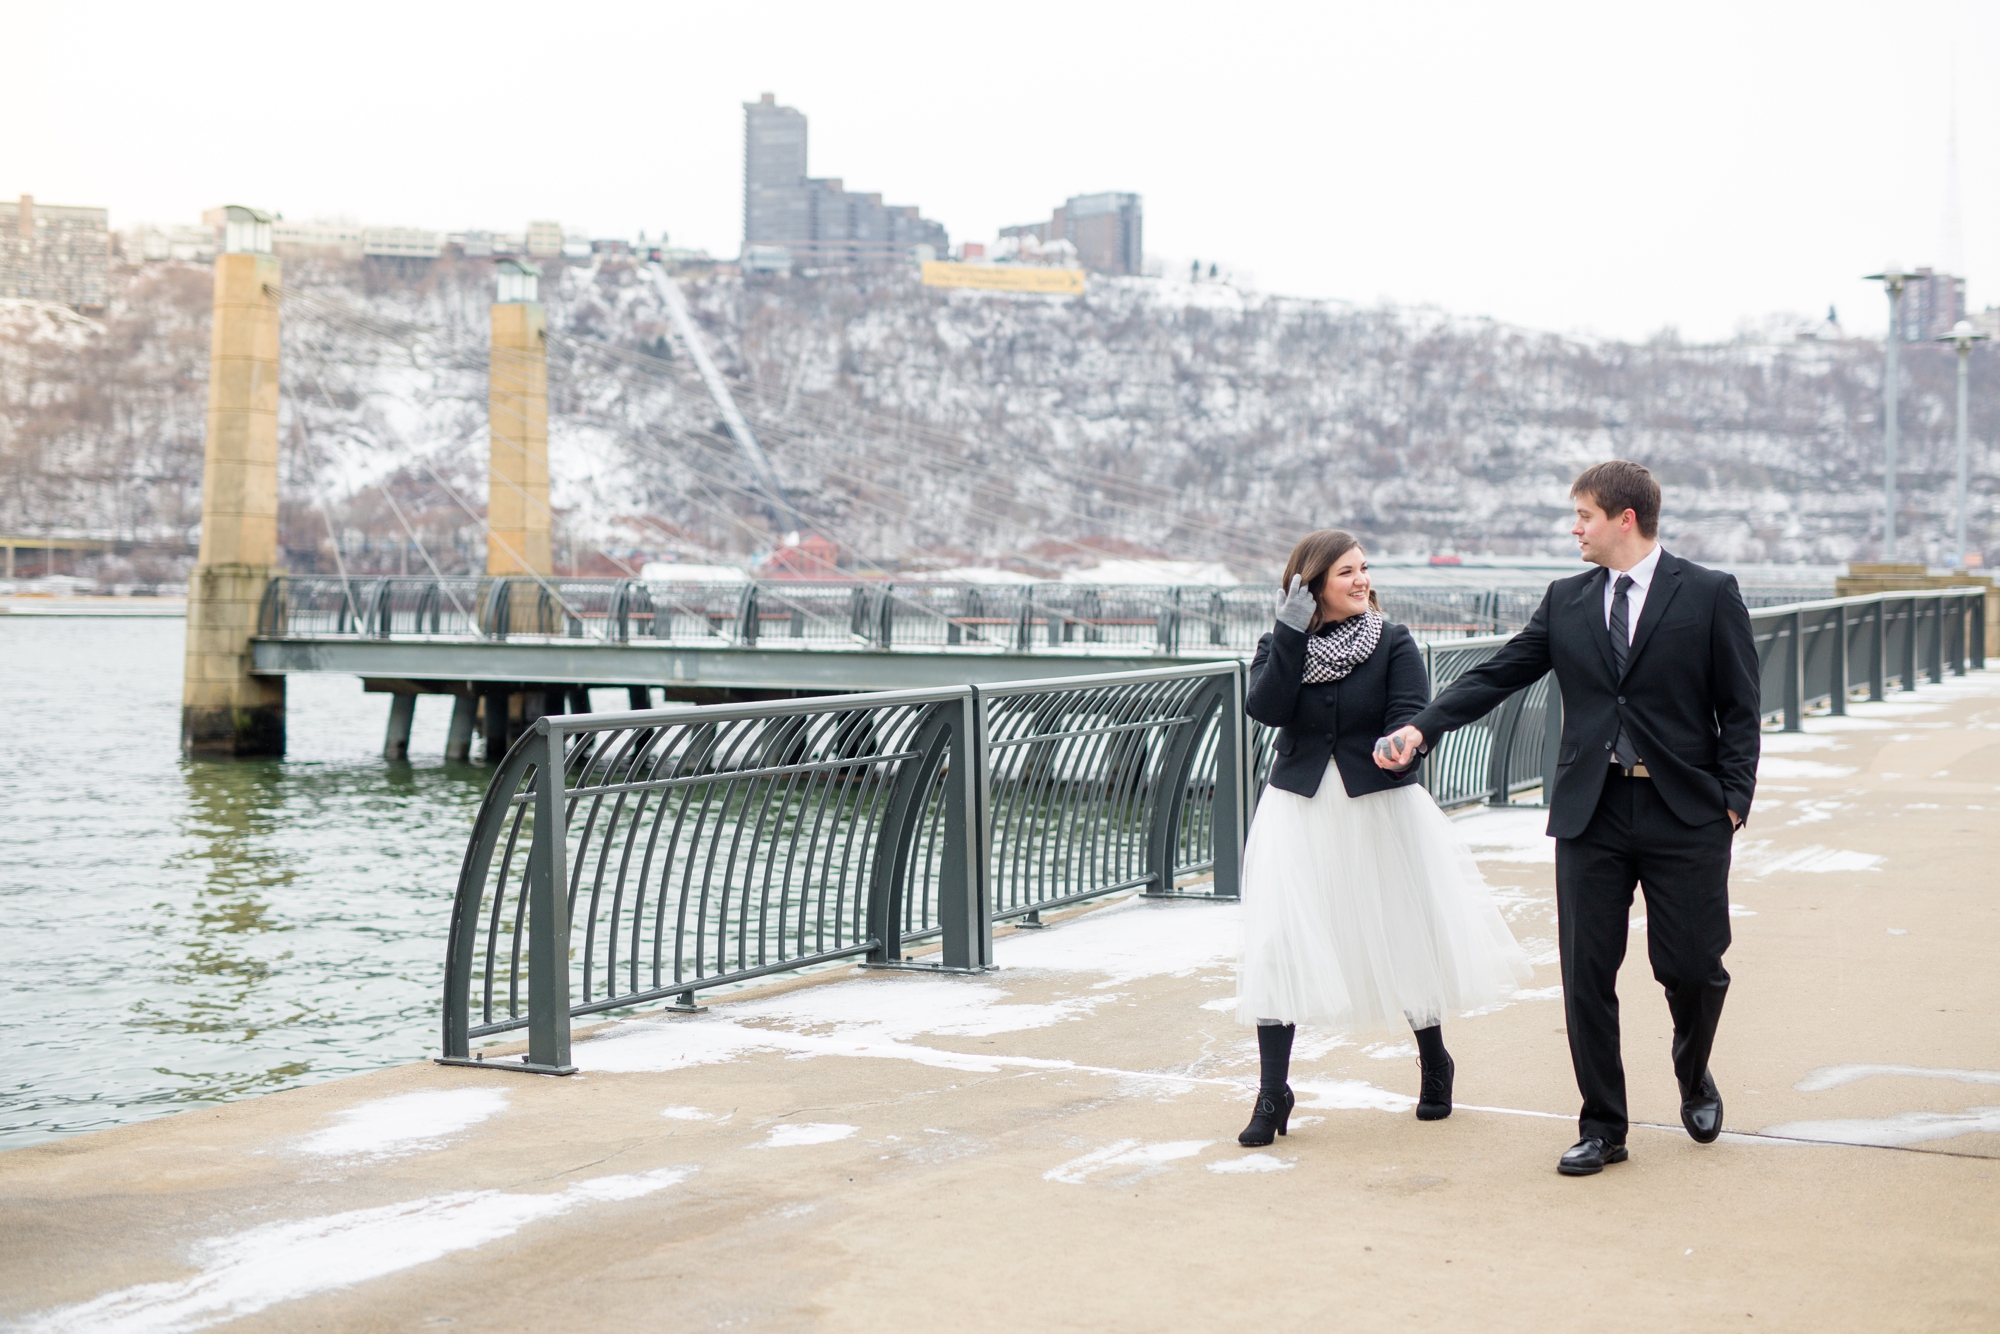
[435,1055,578,1076]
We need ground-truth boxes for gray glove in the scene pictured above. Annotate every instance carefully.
[1275,574,1314,632]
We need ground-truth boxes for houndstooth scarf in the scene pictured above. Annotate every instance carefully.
[1302,609,1384,683]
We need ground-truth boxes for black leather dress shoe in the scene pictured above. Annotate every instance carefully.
[1557,1136,1629,1176]
[1681,1070,1724,1144]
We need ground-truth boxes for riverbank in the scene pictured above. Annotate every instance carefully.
[5,671,1997,1330]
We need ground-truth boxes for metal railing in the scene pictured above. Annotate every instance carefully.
[437,585,1990,1074]
[1752,587,1988,729]
[261,575,1545,654]
[440,662,1246,1072]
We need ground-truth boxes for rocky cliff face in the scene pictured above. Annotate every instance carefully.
[2,257,1990,580]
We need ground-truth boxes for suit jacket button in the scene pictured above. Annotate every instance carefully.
[1604,740,1613,749]
[1617,696,1625,704]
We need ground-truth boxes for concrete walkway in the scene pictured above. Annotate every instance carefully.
[6,673,2000,1332]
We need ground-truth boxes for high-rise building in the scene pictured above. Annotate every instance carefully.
[744,95,811,253]
[526,220,565,259]
[1000,192,1143,276]
[740,93,947,267]
[1898,267,1967,342]
[1,195,109,312]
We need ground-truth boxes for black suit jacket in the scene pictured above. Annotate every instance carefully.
[1246,620,1429,799]
[1409,550,1760,840]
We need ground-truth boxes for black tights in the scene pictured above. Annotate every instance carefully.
[1256,1018,1448,1090]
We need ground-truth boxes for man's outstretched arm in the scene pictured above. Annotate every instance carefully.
[1377,588,1556,769]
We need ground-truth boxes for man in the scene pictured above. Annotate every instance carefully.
[1377,461,1760,1176]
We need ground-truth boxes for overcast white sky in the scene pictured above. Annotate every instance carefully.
[13,0,1997,340]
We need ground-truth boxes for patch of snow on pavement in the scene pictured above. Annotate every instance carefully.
[1736,843,1884,876]
[1043,1139,1212,1184]
[1794,1064,2000,1092]
[1453,807,1554,863]
[1757,758,1858,780]
[995,897,1239,985]
[1209,1154,1293,1173]
[576,975,1105,1076]
[1761,1107,2000,1148]
[1759,733,1844,753]
[1292,1079,1415,1113]
[752,1123,856,1149]
[295,1089,509,1160]
[15,1167,693,1334]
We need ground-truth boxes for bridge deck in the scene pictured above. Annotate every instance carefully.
[252,634,1242,691]
[6,669,1998,1330]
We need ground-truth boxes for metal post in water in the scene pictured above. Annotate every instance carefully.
[383,692,416,761]
[445,693,477,761]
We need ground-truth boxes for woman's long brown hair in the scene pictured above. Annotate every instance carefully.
[1279,529,1381,632]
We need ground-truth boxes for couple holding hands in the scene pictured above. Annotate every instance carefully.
[1233,460,1760,1176]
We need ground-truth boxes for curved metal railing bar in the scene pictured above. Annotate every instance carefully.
[439,664,1247,1071]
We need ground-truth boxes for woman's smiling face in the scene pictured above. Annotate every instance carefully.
[1316,547,1370,625]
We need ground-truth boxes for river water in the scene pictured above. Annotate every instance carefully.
[0,617,497,1150]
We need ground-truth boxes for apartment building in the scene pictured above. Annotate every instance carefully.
[1,195,109,312]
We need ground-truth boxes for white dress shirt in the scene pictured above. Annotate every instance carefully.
[1601,543,1663,645]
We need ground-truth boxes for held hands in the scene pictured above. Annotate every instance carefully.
[1374,724,1425,771]
[1275,574,1315,632]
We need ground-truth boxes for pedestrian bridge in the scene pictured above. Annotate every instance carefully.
[249,575,1542,759]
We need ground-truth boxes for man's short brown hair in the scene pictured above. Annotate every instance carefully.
[1571,460,1661,538]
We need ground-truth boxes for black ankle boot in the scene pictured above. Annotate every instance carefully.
[1239,1086,1295,1147]
[1413,1025,1453,1121]
[1241,1021,1297,1147]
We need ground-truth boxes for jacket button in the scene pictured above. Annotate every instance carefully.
[1604,740,1613,749]
[1617,696,1625,704]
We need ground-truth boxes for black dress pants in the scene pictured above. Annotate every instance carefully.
[1554,770,1734,1144]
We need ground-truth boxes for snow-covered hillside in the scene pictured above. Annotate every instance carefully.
[2,256,1991,580]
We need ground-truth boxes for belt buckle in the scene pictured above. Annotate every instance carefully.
[1611,760,1650,778]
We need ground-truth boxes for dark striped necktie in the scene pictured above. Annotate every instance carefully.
[1609,574,1637,767]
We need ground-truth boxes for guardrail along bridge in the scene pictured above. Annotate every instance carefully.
[254,576,1547,760]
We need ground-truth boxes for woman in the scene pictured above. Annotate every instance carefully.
[1234,529,1531,1147]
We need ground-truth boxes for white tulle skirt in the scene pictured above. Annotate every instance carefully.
[1236,760,1531,1033]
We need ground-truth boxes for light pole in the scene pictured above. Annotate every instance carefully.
[1865,266,1917,561]
[1936,318,1988,569]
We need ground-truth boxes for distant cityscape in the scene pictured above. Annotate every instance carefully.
[740,92,950,271]
[0,90,1983,334]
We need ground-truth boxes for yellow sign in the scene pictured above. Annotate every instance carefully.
[921,261,1085,294]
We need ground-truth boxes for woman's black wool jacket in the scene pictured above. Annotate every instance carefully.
[1245,618,1430,799]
